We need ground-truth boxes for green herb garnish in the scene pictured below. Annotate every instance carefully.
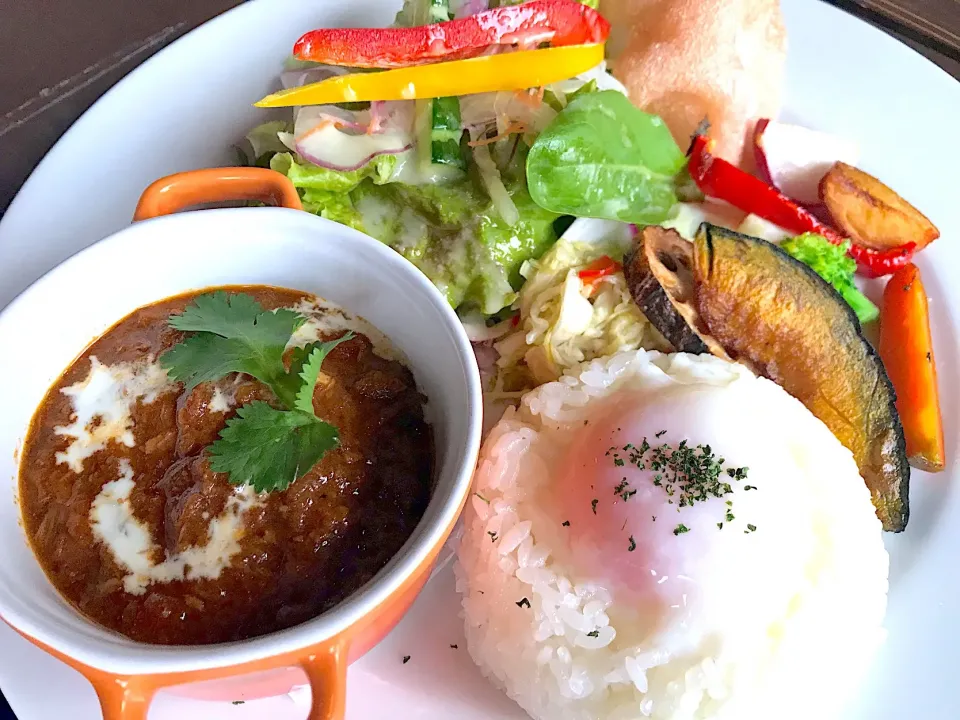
[160,292,352,493]
[402,655,411,664]
[587,630,599,637]
[207,402,340,493]
[516,598,531,608]
[627,535,637,552]
[488,531,499,542]
[562,520,571,527]
[610,432,753,533]
[673,524,690,536]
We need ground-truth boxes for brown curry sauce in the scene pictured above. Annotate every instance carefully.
[18,286,433,645]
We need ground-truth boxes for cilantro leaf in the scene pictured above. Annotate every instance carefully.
[168,291,304,344]
[287,341,323,379]
[208,401,339,493]
[294,334,354,415]
[271,340,323,407]
[162,292,351,494]
[161,292,303,404]
[161,334,279,392]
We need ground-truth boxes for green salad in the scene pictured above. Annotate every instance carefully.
[242,0,687,317]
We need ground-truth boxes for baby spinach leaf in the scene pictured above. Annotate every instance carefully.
[526,90,686,224]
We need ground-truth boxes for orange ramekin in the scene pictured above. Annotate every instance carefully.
[0,168,482,719]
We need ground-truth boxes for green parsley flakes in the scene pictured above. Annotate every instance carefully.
[609,432,755,536]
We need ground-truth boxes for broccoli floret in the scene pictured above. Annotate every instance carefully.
[781,233,879,325]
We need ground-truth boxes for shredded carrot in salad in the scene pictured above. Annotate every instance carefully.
[515,86,546,108]
[467,122,529,147]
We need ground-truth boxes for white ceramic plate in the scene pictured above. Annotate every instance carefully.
[1,1,958,718]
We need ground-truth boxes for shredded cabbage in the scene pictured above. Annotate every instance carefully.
[493,237,669,390]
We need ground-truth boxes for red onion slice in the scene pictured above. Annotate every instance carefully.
[455,0,489,18]
[280,64,350,90]
[295,105,366,137]
[296,123,412,173]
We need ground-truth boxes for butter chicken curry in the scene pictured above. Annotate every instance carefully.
[18,286,433,645]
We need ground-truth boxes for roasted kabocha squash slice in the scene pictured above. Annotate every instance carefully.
[627,222,910,531]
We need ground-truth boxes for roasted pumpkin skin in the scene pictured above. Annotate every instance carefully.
[692,224,910,532]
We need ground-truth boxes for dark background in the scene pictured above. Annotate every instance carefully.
[0,0,956,717]
[0,0,244,217]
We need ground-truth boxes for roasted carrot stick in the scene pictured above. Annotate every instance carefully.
[879,263,945,472]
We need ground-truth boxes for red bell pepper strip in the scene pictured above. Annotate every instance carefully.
[578,255,621,284]
[687,135,915,278]
[293,0,611,69]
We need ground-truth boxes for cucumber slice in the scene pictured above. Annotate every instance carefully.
[431,96,461,136]
[396,0,451,28]
[431,97,465,169]
[428,0,452,23]
[416,97,466,172]
[431,138,466,167]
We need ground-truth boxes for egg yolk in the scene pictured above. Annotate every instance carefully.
[553,383,814,649]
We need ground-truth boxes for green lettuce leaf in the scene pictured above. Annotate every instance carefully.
[271,146,558,315]
[270,152,397,193]
[243,121,292,166]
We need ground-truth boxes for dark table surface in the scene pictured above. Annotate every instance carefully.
[0,0,957,716]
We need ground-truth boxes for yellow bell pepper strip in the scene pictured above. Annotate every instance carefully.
[255,44,605,108]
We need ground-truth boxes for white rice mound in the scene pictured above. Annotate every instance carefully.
[455,349,889,720]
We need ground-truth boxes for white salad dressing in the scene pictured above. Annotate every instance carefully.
[287,297,406,363]
[89,460,263,595]
[54,356,173,473]
[208,374,247,414]
[209,387,233,413]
